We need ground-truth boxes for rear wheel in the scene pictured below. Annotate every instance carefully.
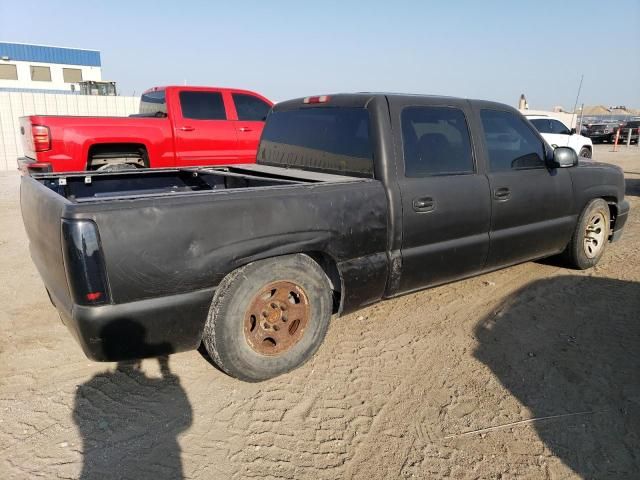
[202,254,332,381]
[96,162,141,172]
[563,199,610,269]
[578,147,592,158]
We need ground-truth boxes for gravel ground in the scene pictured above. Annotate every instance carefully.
[1,144,639,479]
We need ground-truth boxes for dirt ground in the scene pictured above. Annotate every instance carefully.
[1,144,639,480]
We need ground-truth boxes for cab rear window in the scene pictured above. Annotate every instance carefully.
[258,107,373,178]
[139,91,167,117]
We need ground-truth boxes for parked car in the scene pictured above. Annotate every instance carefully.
[584,122,618,143]
[18,86,273,174]
[615,120,640,144]
[525,115,593,157]
[20,93,629,381]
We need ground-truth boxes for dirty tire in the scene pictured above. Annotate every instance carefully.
[578,147,592,158]
[563,198,610,269]
[202,254,332,382]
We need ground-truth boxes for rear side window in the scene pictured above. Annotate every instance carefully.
[233,93,271,121]
[139,90,167,116]
[401,106,474,176]
[480,110,545,171]
[179,91,226,120]
[259,107,373,177]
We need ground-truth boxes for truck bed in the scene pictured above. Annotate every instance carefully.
[32,164,359,202]
[21,163,387,312]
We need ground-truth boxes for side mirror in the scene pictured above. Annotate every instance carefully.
[570,128,576,135]
[549,146,578,168]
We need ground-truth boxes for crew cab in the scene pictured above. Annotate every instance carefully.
[525,115,593,157]
[18,86,273,174]
[20,93,629,381]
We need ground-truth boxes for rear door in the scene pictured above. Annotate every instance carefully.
[170,89,239,166]
[477,108,574,268]
[391,98,491,294]
[230,92,272,162]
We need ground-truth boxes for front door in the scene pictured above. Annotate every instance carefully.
[172,89,239,166]
[392,100,491,294]
[478,108,574,269]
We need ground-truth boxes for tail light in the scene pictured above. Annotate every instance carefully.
[32,125,51,152]
[62,220,111,306]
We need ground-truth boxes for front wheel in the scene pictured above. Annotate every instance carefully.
[563,199,610,269]
[202,254,333,381]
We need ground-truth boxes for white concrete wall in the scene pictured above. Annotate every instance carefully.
[0,91,140,172]
[0,59,102,92]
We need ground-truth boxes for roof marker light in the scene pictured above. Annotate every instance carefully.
[303,95,329,104]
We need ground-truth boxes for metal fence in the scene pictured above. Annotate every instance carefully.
[0,91,140,172]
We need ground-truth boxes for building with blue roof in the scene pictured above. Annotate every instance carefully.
[0,42,103,93]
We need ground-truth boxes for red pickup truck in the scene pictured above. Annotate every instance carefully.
[18,86,273,173]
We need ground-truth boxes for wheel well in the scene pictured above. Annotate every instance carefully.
[87,143,149,170]
[601,196,618,230]
[304,252,342,314]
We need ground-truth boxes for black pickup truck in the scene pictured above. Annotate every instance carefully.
[21,93,629,381]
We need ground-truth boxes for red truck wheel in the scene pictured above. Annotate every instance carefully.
[202,254,332,381]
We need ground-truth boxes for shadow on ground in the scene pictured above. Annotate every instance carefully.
[625,177,640,197]
[72,320,192,480]
[474,276,640,479]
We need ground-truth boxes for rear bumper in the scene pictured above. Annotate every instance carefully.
[55,288,215,361]
[18,157,52,175]
[611,199,630,242]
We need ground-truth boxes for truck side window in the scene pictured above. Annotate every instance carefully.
[550,119,571,135]
[529,119,552,133]
[480,110,545,171]
[401,106,474,177]
[233,93,271,121]
[179,91,226,120]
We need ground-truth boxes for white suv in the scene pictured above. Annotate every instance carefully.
[526,115,593,158]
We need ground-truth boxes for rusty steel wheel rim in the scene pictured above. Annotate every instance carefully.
[243,281,311,356]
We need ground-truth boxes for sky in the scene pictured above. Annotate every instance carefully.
[1,0,639,109]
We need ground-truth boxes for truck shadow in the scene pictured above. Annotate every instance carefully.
[72,320,192,480]
[473,276,640,478]
[625,177,640,197]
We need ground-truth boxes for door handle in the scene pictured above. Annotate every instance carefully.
[413,196,435,212]
[238,127,252,132]
[493,187,511,201]
[179,126,195,132]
